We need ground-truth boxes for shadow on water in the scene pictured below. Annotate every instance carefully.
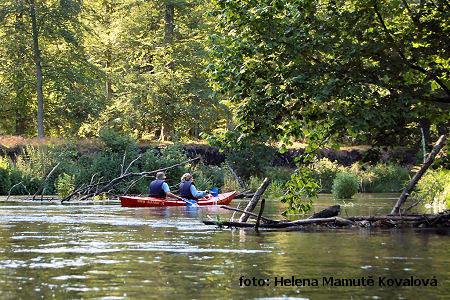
[0,194,449,299]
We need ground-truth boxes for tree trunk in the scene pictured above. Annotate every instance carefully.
[106,59,113,101]
[30,0,44,138]
[390,135,447,215]
[164,4,175,70]
[159,123,165,141]
[239,177,270,223]
[164,4,174,44]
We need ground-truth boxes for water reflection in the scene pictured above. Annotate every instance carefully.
[0,194,449,299]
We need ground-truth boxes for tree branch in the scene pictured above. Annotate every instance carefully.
[373,0,450,98]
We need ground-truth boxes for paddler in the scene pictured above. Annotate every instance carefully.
[179,173,209,200]
[148,171,182,200]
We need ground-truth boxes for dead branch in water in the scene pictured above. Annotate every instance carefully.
[61,156,200,203]
[239,177,270,222]
[203,212,450,229]
[221,205,278,224]
[32,162,61,200]
[391,135,447,215]
[7,181,30,201]
[205,204,450,229]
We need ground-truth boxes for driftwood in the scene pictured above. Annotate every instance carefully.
[204,216,355,228]
[391,135,447,215]
[6,181,30,201]
[203,212,450,229]
[308,205,340,219]
[239,177,270,222]
[221,205,278,224]
[255,199,265,231]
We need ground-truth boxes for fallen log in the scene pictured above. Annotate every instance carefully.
[390,135,447,215]
[239,177,270,223]
[255,199,265,231]
[203,216,354,228]
[220,205,279,224]
[308,205,340,219]
[203,213,450,229]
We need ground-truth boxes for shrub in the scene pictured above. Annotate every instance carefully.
[99,129,136,153]
[310,158,344,192]
[0,157,11,194]
[192,165,225,191]
[415,168,449,212]
[225,143,277,180]
[363,164,409,193]
[222,171,242,192]
[55,173,75,199]
[263,166,294,184]
[141,143,188,189]
[332,172,359,199]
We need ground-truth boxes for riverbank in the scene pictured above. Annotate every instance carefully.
[0,135,419,167]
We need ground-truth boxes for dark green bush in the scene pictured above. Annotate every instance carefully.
[0,167,11,195]
[332,172,359,199]
[140,143,189,192]
[363,164,409,192]
[99,129,136,152]
[192,165,225,191]
[225,143,277,180]
[309,158,344,193]
[263,166,294,184]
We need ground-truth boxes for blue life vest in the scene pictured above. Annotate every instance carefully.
[179,181,195,199]
[149,179,166,199]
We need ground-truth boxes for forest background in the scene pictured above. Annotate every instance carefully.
[0,0,448,213]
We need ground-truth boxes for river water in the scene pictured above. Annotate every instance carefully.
[0,194,449,299]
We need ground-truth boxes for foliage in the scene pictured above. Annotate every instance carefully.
[192,164,225,191]
[0,157,11,194]
[0,0,229,140]
[332,172,360,199]
[225,143,277,180]
[55,173,75,199]
[208,0,449,148]
[0,0,104,137]
[221,171,242,192]
[208,0,449,213]
[264,166,295,183]
[351,163,410,193]
[141,143,189,189]
[99,129,136,153]
[310,158,345,193]
[282,166,320,215]
[415,168,449,211]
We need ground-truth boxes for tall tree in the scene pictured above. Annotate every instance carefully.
[208,0,449,213]
[208,0,449,147]
[29,0,44,138]
[0,0,103,137]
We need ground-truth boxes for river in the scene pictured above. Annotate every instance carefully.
[0,194,449,299]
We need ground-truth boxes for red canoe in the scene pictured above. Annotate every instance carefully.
[119,191,236,207]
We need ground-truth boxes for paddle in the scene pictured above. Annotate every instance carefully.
[181,198,199,207]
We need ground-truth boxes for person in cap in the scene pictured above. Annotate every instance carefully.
[149,172,182,200]
[179,173,208,200]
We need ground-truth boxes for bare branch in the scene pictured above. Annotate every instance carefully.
[32,162,61,200]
